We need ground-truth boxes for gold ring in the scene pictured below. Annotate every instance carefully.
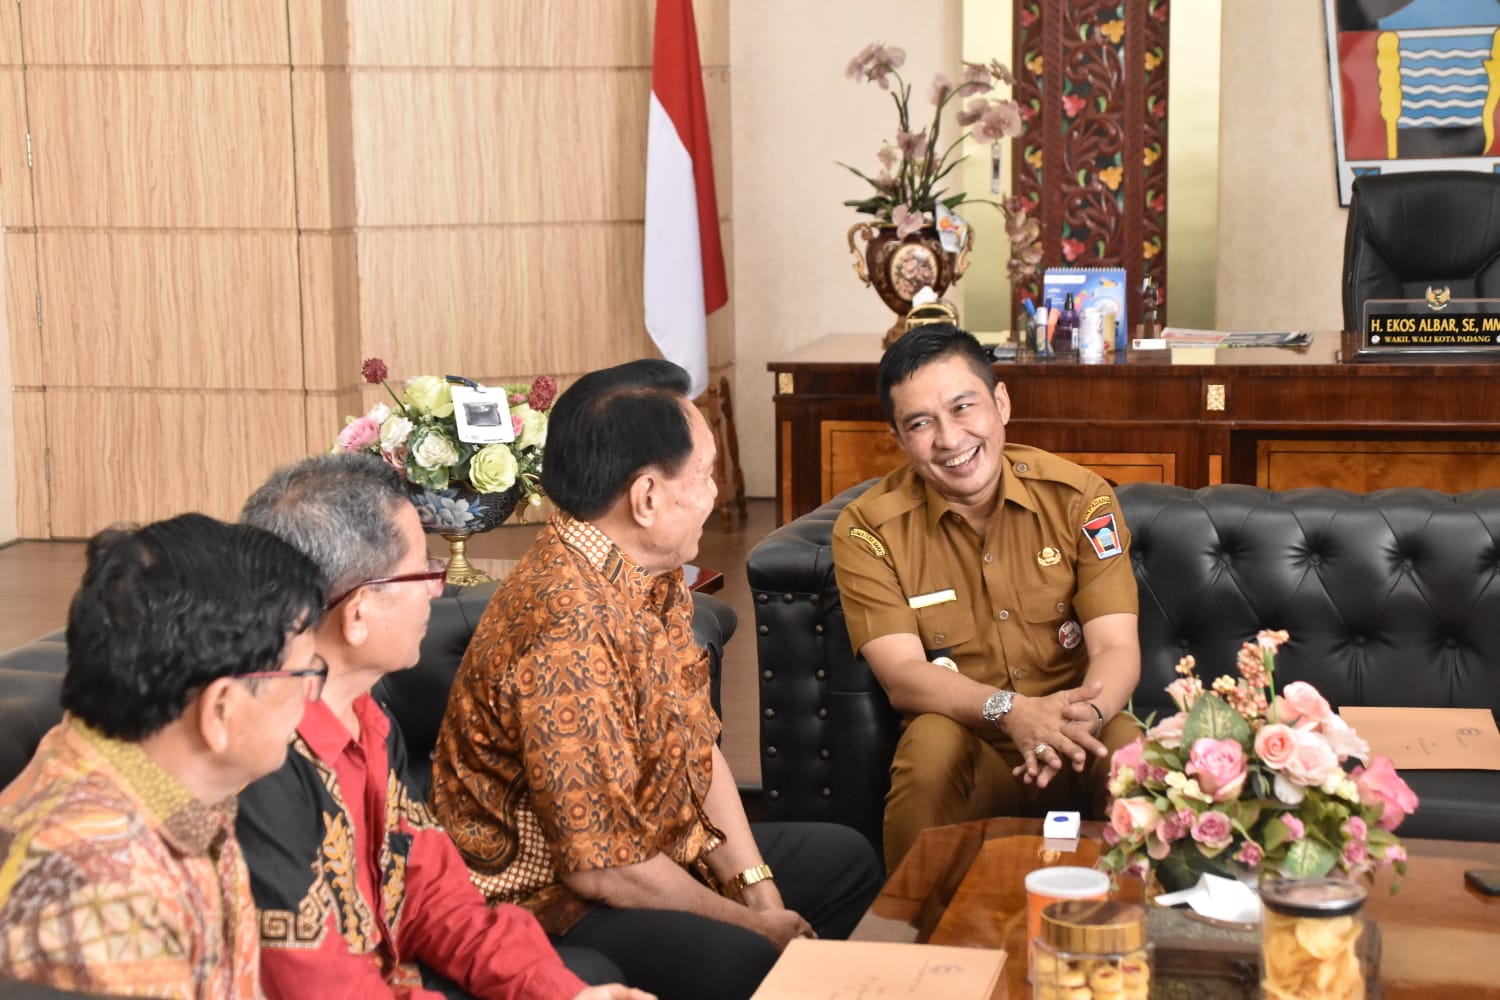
[1032,743,1051,758]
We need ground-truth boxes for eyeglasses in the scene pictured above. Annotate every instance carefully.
[323,556,448,611]
[239,657,330,701]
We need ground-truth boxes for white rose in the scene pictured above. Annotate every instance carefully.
[412,428,461,470]
[366,402,391,425]
[380,415,413,451]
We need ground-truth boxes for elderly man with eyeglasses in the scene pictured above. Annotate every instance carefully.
[236,454,648,1000]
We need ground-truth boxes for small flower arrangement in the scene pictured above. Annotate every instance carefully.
[335,358,554,510]
[840,43,1042,281]
[1099,631,1418,890]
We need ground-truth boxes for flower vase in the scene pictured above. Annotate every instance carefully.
[410,483,523,587]
[847,222,973,347]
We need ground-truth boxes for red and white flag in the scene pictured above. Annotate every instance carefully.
[644,0,727,398]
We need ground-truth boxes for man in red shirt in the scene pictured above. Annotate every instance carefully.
[238,454,648,1000]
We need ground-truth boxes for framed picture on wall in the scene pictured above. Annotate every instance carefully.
[1324,0,1500,205]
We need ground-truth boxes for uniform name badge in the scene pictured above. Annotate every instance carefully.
[907,589,957,610]
[1083,512,1123,559]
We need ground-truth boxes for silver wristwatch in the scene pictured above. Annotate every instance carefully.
[981,689,1014,729]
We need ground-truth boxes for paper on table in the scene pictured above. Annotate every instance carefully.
[749,939,1006,1000]
[1154,873,1261,925]
[1338,706,1500,770]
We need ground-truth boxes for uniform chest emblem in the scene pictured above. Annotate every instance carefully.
[1082,512,1123,560]
[1036,546,1061,567]
[1058,619,1082,650]
[848,527,887,557]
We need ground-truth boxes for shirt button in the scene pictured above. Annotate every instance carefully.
[983,552,995,564]
[1014,667,1027,678]
[1015,462,1030,473]
[997,610,1010,620]
[934,633,946,644]
[1056,602,1066,612]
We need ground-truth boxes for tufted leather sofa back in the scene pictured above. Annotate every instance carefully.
[749,480,1500,855]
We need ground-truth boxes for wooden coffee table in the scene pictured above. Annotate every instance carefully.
[850,817,1500,999]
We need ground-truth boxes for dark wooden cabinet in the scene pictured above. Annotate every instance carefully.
[768,333,1500,523]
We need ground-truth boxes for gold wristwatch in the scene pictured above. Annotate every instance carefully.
[722,863,774,898]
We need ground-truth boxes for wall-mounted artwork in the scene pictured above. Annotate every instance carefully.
[1325,0,1500,205]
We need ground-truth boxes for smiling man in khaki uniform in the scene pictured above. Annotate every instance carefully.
[832,324,1142,869]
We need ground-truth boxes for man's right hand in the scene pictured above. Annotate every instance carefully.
[574,986,656,1000]
[751,907,816,950]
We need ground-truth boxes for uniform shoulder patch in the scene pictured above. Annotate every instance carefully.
[1082,495,1112,521]
[848,527,887,557]
[1082,512,1123,559]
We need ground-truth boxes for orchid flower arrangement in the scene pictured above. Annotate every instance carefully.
[1098,631,1418,891]
[334,358,554,509]
[840,42,1042,281]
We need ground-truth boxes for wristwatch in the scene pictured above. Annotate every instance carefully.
[981,689,1014,730]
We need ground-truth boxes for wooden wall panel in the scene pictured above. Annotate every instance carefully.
[305,387,365,457]
[298,232,360,390]
[0,70,33,228]
[26,68,295,227]
[349,69,731,225]
[355,224,657,378]
[287,0,349,66]
[36,232,301,389]
[18,1,288,66]
[0,2,19,66]
[292,68,356,230]
[11,389,48,537]
[45,390,308,537]
[5,232,39,385]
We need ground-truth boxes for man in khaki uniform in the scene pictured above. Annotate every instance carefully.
[832,324,1142,869]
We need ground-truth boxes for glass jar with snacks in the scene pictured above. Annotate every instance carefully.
[1259,876,1367,1000]
[1033,899,1152,1000]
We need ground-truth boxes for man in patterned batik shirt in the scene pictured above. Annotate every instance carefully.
[431,360,883,1000]
[0,514,327,998]
[238,454,647,1000]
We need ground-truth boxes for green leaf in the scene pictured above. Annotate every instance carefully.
[1182,693,1252,748]
[1077,169,1088,186]
[1097,96,1107,112]
[1281,838,1337,878]
[1262,815,1291,854]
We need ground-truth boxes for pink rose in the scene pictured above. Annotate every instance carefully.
[1277,681,1333,727]
[1282,729,1340,789]
[1281,815,1305,841]
[1234,841,1264,867]
[1342,815,1367,842]
[338,415,381,452]
[1186,738,1248,803]
[1147,712,1186,750]
[1352,756,1419,831]
[1342,839,1368,870]
[1254,723,1298,770]
[1157,808,1193,845]
[1191,810,1233,851]
[1110,739,1145,782]
[1382,844,1408,866]
[1109,796,1161,838]
[1165,677,1201,712]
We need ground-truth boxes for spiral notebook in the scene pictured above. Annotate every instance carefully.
[1041,267,1128,350]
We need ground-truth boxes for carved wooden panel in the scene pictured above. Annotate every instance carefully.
[1012,0,1169,322]
[18,1,288,65]
[37,232,302,389]
[25,68,295,227]
[1257,440,1500,493]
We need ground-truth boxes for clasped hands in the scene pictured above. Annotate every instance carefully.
[739,875,816,950]
[989,680,1108,789]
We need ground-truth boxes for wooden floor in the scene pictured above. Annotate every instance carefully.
[0,498,775,786]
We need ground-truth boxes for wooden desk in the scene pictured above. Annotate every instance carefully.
[768,333,1500,523]
[853,817,1500,999]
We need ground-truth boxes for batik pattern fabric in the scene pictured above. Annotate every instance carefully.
[236,695,584,1000]
[0,718,260,999]
[431,513,724,934]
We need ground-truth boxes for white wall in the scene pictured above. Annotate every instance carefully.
[1216,0,1346,331]
[729,1,963,497]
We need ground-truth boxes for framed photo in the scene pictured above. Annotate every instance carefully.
[450,384,515,445]
[1324,0,1500,206]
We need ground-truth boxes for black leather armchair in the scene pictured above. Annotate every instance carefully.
[1342,170,1500,331]
[749,481,1500,856]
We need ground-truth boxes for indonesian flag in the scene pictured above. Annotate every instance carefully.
[644,0,727,399]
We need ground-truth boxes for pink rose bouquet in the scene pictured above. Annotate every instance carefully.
[1098,631,1417,890]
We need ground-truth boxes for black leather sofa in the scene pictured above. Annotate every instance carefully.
[0,582,737,801]
[749,481,1500,857]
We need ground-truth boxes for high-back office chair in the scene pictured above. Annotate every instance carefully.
[1342,170,1500,332]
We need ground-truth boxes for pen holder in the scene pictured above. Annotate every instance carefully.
[1020,313,1047,357]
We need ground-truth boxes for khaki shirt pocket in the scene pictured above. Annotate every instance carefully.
[1019,583,1074,625]
[913,600,976,652]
